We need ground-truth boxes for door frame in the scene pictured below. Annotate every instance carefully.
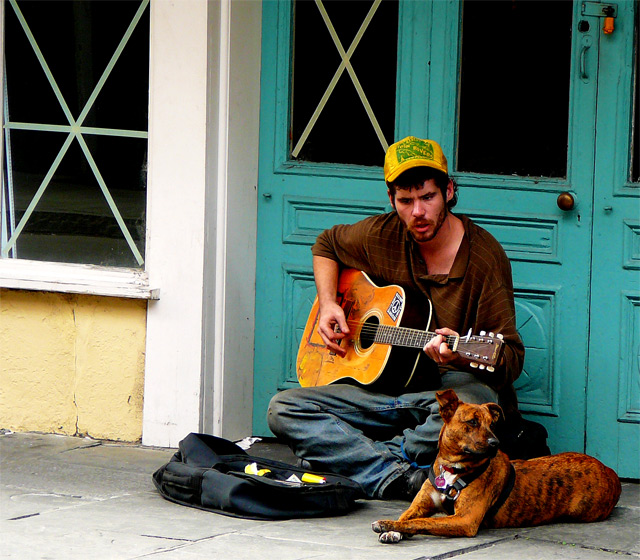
[143,0,262,446]
[253,1,639,478]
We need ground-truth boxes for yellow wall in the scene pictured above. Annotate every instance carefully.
[0,289,147,441]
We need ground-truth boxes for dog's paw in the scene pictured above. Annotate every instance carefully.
[371,520,390,533]
[372,522,403,544]
[379,531,403,544]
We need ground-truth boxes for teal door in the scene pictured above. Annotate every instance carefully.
[254,0,639,478]
[585,0,639,478]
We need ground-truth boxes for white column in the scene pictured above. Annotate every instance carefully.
[142,0,210,447]
[142,0,261,447]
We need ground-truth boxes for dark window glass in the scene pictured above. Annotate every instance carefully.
[2,0,148,267]
[291,0,398,167]
[457,0,572,178]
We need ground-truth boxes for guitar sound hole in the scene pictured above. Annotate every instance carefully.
[359,316,379,350]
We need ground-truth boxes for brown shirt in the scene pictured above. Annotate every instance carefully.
[312,212,524,416]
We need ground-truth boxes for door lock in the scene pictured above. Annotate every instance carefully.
[602,6,615,34]
[581,2,617,34]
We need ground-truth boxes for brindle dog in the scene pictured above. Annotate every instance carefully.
[372,389,621,542]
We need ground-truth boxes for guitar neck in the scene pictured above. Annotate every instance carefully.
[374,324,458,351]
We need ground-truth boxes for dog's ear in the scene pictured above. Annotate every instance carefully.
[486,403,504,424]
[436,389,460,423]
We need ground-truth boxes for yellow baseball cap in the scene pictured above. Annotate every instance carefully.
[384,136,448,184]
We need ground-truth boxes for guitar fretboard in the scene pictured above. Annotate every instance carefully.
[374,324,459,350]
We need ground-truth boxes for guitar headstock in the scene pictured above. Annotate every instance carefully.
[456,331,505,372]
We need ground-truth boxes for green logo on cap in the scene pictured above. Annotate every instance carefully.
[395,138,434,164]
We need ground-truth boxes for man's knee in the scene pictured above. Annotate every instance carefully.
[267,387,309,436]
[440,371,498,405]
[267,390,289,436]
[453,382,497,405]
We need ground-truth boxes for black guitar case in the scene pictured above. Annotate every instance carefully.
[152,433,365,520]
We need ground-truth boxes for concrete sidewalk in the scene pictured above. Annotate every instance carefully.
[0,432,637,560]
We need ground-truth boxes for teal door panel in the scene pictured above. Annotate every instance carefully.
[586,1,639,479]
[412,0,597,455]
[253,0,639,479]
[253,0,416,434]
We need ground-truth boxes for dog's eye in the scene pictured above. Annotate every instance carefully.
[466,419,478,427]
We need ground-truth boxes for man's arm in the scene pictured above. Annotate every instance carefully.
[313,255,350,357]
[420,221,524,386]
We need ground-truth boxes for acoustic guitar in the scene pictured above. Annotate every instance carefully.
[296,269,504,389]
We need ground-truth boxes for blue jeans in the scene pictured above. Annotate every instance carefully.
[267,371,497,499]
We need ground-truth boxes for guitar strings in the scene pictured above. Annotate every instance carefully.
[344,320,457,346]
[337,320,498,366]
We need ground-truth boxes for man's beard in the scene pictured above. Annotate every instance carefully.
[407,208,447,243]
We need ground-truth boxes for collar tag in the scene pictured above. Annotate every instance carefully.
[435,467,457,490]
[441,467,457,486]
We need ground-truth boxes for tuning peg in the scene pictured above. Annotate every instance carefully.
[497,333,503,340]
[479,330,486,336]
[479,364,486,370]
[470,362,478,368]
[488,332,495,338]
[487,366,495,372]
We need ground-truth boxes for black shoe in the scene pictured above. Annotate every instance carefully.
[296,457,313,470]
[382,467,428,501]
[406,467,428,496]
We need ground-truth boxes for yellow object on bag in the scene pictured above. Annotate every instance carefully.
[301,473,326,484]
[244,462,271,476]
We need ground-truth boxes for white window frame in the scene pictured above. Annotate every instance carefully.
[0,0,154,299]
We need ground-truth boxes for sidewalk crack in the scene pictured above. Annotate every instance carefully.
[412,535,517,560]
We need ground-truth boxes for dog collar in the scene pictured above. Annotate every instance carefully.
[428,461,491,514]
[428,462,516,518]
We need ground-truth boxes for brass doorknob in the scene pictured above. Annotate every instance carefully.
[557,192,576,211]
